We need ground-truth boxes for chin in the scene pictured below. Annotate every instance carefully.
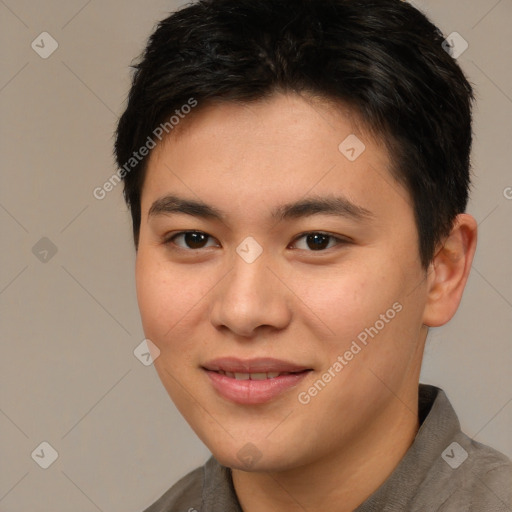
[206,437,305,473]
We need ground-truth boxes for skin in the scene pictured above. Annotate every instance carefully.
[135,93,477,511]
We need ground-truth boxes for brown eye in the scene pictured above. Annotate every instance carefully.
[291,232,347,251]
[167,231,218,250]
[305,233,330,250]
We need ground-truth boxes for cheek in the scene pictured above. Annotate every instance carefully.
[135,249,221,362]
[289,261,400,348]
[135,251,192,345]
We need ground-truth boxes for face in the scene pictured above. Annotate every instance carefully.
[136,93,430,471]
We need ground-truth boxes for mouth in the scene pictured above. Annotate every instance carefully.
[213,370,304,380]
[202,357,313,404]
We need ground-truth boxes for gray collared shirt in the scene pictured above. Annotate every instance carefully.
[143,385,512,511]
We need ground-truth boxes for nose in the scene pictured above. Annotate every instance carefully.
[209,254,292,338]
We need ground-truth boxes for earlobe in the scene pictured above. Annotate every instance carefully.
[422,213,478,327]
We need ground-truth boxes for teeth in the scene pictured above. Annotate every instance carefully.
[218,371,291,380]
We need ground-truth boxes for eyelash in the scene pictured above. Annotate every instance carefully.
[163,230,350,252]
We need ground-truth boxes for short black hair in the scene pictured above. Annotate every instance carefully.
[115,0,474,269]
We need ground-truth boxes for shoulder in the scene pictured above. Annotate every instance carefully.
[428,433,512,512]
[458,435,512,510]
[402,385,511,512]
[141,464,204,512]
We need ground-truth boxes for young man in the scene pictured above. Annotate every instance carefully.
[115,0,511,510]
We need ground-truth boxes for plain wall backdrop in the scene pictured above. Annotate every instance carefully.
[0,1,511,511]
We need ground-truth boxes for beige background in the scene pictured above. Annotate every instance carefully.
[0,1,511,511]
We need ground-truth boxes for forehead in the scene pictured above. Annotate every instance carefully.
[141,93,411,224]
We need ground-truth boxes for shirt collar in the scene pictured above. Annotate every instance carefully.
[354,384,461,511]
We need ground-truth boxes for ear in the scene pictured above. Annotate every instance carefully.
[422,213,478,327]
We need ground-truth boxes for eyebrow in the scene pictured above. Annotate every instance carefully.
[148,194,374,223]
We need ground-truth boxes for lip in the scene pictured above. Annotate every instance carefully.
[202,357,312,405]
[203,357,310,374]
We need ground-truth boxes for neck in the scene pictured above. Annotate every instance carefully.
[231,391,420,512]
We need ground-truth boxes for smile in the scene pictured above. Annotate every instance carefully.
[202,358,312,404]
[216,371,295,380]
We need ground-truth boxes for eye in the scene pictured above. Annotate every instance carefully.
[290,232,348,251]
[165,231,219,250]
[164,230,348,252]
